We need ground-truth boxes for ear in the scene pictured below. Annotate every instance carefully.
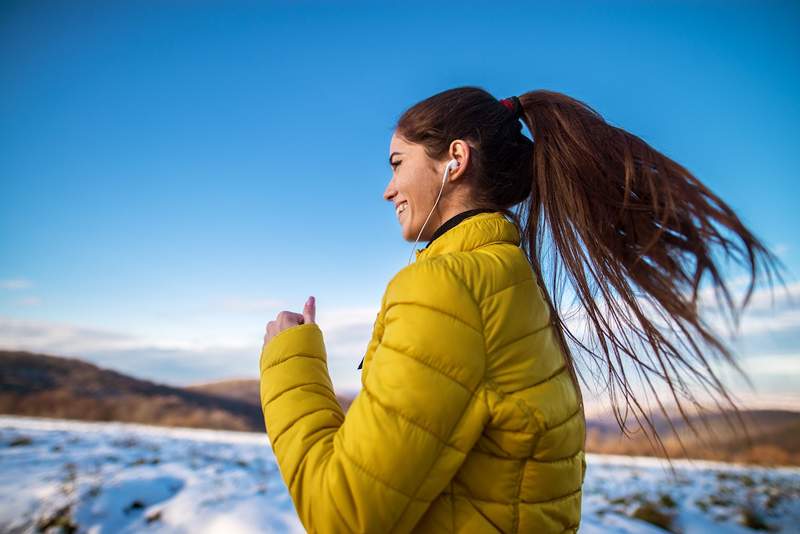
[447,139,470,181]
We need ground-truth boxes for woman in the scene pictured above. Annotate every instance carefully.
[259,87,785,533]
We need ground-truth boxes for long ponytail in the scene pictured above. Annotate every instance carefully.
[395,87,790,462]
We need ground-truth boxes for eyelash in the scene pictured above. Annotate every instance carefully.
[391,161,401,169]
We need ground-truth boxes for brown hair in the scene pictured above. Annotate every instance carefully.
[394,86,790,463]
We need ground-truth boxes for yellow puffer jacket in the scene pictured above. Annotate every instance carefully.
[259,211,586,533]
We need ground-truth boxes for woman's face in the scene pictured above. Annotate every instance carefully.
[383,132,451,242]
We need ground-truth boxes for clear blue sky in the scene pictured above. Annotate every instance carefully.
[1,1,798,408]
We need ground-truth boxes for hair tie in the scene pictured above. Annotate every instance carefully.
[499,96,523,120]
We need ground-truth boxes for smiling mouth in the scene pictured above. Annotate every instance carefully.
[396,202,408,218]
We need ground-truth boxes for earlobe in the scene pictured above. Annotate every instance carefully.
[447,140,470,178]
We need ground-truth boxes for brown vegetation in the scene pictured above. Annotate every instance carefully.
[585,409,800,466]
[0,350,355,432]
[186,378,355,412]
[0,350,264,432]
[2,349,798,466]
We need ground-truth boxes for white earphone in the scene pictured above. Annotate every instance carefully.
[407,159,460,265]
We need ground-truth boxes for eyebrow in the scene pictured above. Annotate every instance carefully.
[389,151,403,164]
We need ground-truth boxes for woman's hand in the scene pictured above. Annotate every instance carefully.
[263,296,316,347]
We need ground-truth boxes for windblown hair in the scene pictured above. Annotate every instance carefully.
[394,86,789,462]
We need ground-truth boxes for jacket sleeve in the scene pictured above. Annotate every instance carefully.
[259,262,489,533]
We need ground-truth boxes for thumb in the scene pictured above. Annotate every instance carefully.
[303,295,316,324]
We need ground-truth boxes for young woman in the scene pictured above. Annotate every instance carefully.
[259,87,786,533]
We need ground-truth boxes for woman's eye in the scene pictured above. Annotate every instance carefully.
[391,161,401,169]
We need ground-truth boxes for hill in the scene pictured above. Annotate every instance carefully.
[0,350,355,432]
[0,350,266,432]
[585,407,800,466]
[186,378,356,412]
[2,349,797,465]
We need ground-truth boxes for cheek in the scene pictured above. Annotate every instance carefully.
[403,168,429,201]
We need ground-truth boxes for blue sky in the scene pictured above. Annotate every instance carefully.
[1,1,798,410]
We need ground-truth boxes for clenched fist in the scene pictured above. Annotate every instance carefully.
[263,296,316,347]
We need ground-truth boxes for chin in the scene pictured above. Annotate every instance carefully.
[399,220,412,241]
[400,216,420,242]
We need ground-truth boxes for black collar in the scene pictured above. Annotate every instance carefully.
[423,208,499,250]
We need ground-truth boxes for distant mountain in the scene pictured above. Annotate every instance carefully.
[186,378,356,412]
[184,378,261,405]
[585,407,800,466]
[0,350,353,432]
[0,350,267,432]
[2,349,797,465]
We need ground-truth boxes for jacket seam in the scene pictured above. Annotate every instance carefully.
[333,433,428,503]
[460,495,505,533]
[531,448,584,464]
[484,427,538,436]
[361,385,469,455]
[378,341,480,395]
[286,444,327,511]
[262,352,325,371]
[465,447,523,460]
[388,262,488,534]
[426,258,485,334]
[270,406,337,451]
[273,423,340,453]
[326,475,355,532]
[502,365,567,396]
[522,487,582,506]
[479,277,533,305]
[437,259,489,381]
[542,405,582,433]
[287,445,378,531]
[450,488,582,506]
[489,321,551,357]
[450,481,455,533]
[482,378,533,534]
[512,458,525,534]
[388,393,479,534]
[262,379,338,409]
[485,378,542,436]
[386,301,482,334]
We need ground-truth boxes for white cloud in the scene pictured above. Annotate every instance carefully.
[739,353,800,375]
[0,303,381,392]
[317,306,379,360]
[698,278,799,313]
[15,296,42,307]
[547,274,800,413]
[0,314,265,385]
[0,278,32,290]
[0,315,144,354]
[2,270,796,403]
[557,275,800,343]
[696,280,800,337]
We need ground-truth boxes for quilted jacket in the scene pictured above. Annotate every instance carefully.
[259,211,587,533]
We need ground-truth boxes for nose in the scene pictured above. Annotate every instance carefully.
[383,177,397,202]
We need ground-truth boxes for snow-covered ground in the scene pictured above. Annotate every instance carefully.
[1,415,798,533]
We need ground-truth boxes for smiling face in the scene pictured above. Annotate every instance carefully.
[383,132,473,242]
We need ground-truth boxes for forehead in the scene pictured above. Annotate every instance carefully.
[389,132,413,153]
